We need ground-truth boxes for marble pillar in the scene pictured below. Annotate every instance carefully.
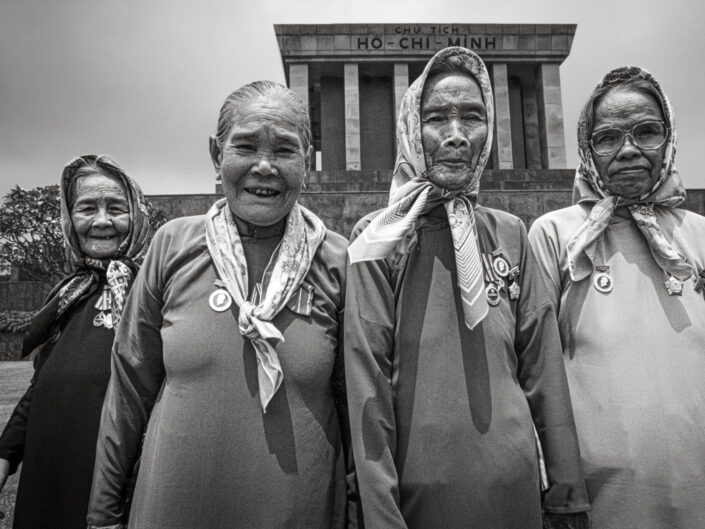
[537,63,567,168]
[492,63,513,169]
[344,63,361,170]
[393,63,409,122]
[288,64,309,111]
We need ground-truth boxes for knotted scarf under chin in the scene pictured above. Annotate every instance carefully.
[566,193,694,282]
[58,259,135,326]
[568,65,694,283]
[204,198,326,412]
[348,47,495,331]
[348,174,488,330]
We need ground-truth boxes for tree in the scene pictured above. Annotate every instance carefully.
[0,185,67,285]
[0,184,169,288]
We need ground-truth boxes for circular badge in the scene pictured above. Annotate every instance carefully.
[486,283,500,306]
[493,256,510,277]
[209,289,233,312]
[592,272,613,294]
[93,311,113,329]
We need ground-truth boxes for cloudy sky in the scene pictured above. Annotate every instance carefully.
[1,0,703,199]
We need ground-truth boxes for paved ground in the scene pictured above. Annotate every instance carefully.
[0,361,33,529]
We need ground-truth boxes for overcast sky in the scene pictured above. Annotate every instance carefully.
[1,0,703,199]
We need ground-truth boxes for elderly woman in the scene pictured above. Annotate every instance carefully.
[87,81,353,529]
[0,155,150,529]
[529,66,705,528]
[345,47,589,529]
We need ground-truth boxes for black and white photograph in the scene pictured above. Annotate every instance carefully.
[0,0,703,527]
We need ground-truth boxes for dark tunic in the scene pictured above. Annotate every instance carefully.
[87,215,353,529]
[0,281,114,529]
[345,205,589,529]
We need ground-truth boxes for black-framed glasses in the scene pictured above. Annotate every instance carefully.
[590,120,669,156]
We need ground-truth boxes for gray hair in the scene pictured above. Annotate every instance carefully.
[214,80,311,153]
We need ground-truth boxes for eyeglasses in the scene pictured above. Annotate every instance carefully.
[590,120,669,156]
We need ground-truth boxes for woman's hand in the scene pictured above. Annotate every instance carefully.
[0,458,10,493]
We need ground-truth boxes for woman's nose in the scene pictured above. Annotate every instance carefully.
[442,119,470,150]
[252,157,278,177]
[93,208,112,227]
[616,134,640,159]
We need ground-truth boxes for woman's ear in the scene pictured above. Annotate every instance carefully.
[209,135,222,176]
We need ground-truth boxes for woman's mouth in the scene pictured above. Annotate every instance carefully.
[245,187,280,197]
[614,166,649,175]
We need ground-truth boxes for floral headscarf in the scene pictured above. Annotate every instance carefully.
[23,155,150,356]
[348,47,494,330]
[57,155,151,325]
[567,66,693,282]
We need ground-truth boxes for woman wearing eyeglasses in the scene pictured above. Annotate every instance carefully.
[528,67,705,529]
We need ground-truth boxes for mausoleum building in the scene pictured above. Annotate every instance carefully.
[275,23,576,173]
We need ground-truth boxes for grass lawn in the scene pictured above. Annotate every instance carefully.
[0,361,34,529]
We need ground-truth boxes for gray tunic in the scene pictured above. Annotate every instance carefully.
[87,214,352,529]
[345,205,589,529]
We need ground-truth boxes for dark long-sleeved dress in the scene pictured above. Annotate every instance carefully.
[87,215,354,529]
[345,205,589,529]
[0,281,114,529]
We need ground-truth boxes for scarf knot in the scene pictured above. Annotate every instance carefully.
[205,198,326,411]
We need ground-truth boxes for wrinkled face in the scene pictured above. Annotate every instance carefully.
[212,95,308,227]
[421,72,488,190]
[70,174,131,259]
[591,87,667,199]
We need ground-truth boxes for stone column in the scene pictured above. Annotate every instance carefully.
[491,63,513,169]
[522,82,542,170]
[537,63,567,168]
[288,64,309,111]
[393,63,409,122]
[344,63,361,170]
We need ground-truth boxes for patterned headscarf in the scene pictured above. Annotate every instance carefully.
[348,47,494,330]
[205,198,326,411]
[57,154,151,326]
[567,66,693,282]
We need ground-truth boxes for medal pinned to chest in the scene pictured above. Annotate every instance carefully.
[592,265,614,294]
[664,273,683,296]
[93,285,114,329]
[507,266,521,300]
[481,248,521,306]
[209,280,233,312]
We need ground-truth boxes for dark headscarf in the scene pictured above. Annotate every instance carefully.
[23,155,150,355]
